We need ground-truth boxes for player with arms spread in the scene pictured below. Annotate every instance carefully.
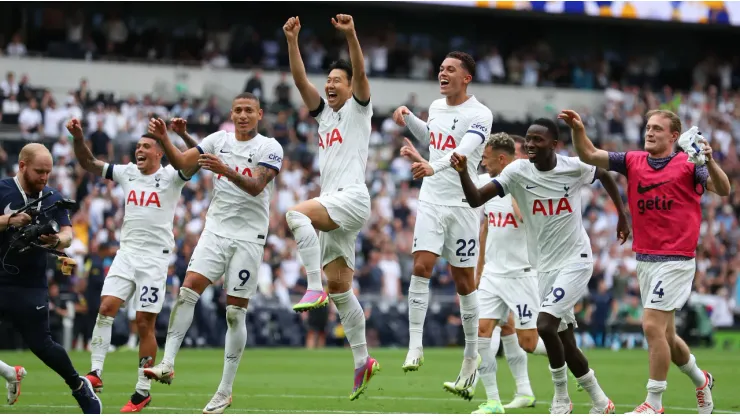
[392,51,492,400]
[67,118,198,412]
[561,108,729,414]
[283,14,379,400]
[143,93,284,414]
[452,118,630,414]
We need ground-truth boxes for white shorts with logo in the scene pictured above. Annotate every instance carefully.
[314,184,371,270]
[412,200,480,268]
[188,229,264,299]
[101,250,169,314]
[538,262,593,332]
[479,274,539,330]
[637,259,696,311]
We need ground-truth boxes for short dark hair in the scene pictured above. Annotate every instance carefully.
[486,132,516,155]
[233,92,260,108]
[532,118,560,141]
[328,59,353,82]
[510,134,525,145]
[141,133,159,141]
[445,51,476,79]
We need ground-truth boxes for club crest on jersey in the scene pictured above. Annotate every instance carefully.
[563,185,570,197]
[247,150,255,163]
[451,118,458,130]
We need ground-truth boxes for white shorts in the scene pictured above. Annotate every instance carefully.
[479,274,539,330]
[538,262,593,332]
[188,229,264,299]
[101,251,169,314]
[314,184,371,270]
[637,259,696,311]
[412,200,480,268]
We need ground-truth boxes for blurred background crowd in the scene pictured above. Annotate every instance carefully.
[0,1,738,354]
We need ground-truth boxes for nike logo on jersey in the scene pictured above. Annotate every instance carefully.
[525,185,537,189]
[232,287,247,292]
[460,258,470,263]
[220,150,230,153]
[520,320,531,326]
[3,203,19,215]
[637,181,670,194]
[36,305,45,310]
[650,299,662,304]
[129,178,136,181]
[141,303,152,308]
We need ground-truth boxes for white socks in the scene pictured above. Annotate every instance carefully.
[491,326,501,354]
[136,357,153,396]
[550,364,569,401]
[0,360,15,380]
[90,314,115,373]
[502,333,534,397]
[217,305,248,395]
[577,369,610,410]
[679,354,707,388]
[286,211,322,291]
[533,337,547,355]
[162,287,200,367]
[408,275,429,351]
[646,379,667,411]
[459,291,479,359]
[330,290,368,369]
[477,336,500,401]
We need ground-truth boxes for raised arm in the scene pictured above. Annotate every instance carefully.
[284,17,322,112]
[451,152,502,208]
[698,138,731,196]
[424,109,492,177]
[66,118,105,175]
[559,110,610,170]
[595,168,631,244]
[170,118,199,149]
[148,118,200,171]
[332,15,370,103]
[400,137,427,164]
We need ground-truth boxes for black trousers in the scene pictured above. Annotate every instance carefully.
[0,286,81,390]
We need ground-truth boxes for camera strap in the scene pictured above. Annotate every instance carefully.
[13,175,42,212]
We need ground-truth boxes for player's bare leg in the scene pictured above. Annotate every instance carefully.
[499,316,537,409]
[286,199,336,312]
[88,295,125,392]
[120,312,157,413]
[1,360,26,405]
[324,257,379,400]
[442,266,480,401]
[471,318,504,414]
[557,324,613,414]
[403,250,436,372]
[203,296,249,414]
[145,272,211,385]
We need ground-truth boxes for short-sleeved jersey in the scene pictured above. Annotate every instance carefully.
[492,155,596,272]
[104,163,189,256]
[197,131,283,244]
[419,96,493,207]
[0,179,72,288]
[478,173,535,279]
[311,96,372,194]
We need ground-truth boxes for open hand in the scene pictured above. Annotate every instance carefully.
[170,118,188,136]
[400,137,424,163]
[558,110,585,131]
[147,118,168,140]
[411,162,434,180]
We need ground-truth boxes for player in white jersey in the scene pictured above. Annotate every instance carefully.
[392,51,492,400]
[451,118,631,414]
[283,15,379,400]
[66,117,199,412]
[142,93,284,414]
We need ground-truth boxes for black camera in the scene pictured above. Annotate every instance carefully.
[7,192,76,256]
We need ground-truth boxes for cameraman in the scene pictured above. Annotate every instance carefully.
[0,143,101,413]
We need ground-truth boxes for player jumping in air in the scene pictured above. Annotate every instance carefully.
[68,118,199,413]
[283,14,378,400]
[561,108,729,414]
[143,93,284,414]
[401,134,547,412]
[452,118,631,414]
[393,51,493,400]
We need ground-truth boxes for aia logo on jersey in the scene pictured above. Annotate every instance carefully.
[532,198,573,216]
[127,191,161,208]
[319,128,343,149]
[488,212,518,228]
[217,166,253,181]
[429,132,456,151]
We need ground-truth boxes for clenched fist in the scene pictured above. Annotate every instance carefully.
[331,14,355,35]
[283,16,301,42]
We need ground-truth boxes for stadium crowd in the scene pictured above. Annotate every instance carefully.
[0,5,738,353]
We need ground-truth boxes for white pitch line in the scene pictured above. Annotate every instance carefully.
[7,404,390,414]
[18,392,737,414]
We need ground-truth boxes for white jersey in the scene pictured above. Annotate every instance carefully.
[494,155,596,272]
[104,163,188,256]
[419,96,493,207]
[478,173,535,280]
[197,131,283,244]
[313,96,372,194]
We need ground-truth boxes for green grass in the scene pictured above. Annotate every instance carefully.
[1,348,738,414]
